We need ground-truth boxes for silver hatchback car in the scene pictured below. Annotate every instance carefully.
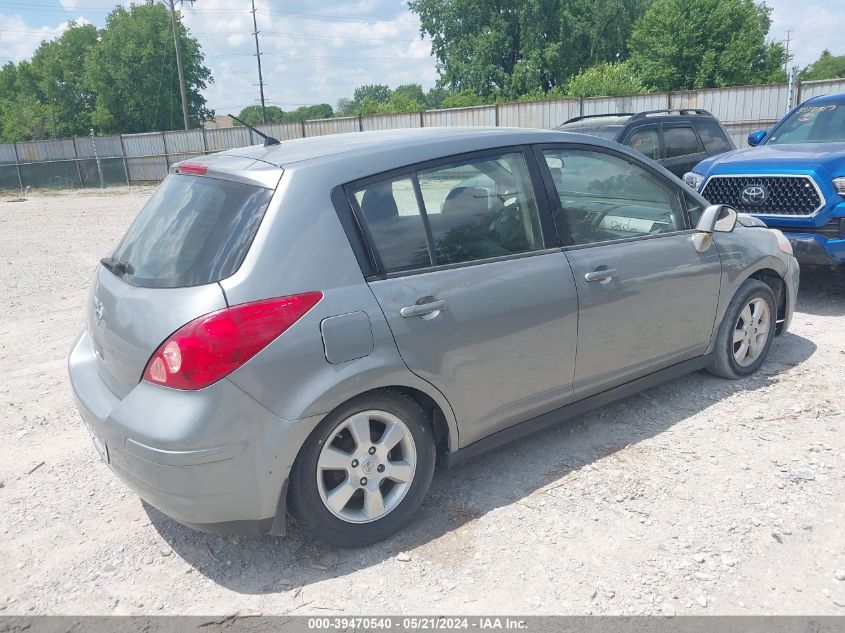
[69,128,799,546]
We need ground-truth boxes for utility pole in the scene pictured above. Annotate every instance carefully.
[783,29,793,76]
[167,0,192,130]
[250,0,268,124]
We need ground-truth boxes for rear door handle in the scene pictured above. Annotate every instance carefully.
[400,299,448,318]
[584,268,618,283]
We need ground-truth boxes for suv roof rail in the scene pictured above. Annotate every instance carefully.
[561,108,713,126]
[562,112,635,124]
[628,108,712,121]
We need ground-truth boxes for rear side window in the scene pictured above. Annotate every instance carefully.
[694,119,733,153]
[353,176,432,273]
[663,126,702,158]
[350,151,543,274]
[112,174,273,288]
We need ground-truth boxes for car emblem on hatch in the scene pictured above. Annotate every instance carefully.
[94,298,105,325]
[740,184,767,204]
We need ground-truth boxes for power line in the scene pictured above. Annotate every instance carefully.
[198,30,422,44]
[207,53,433,62]
[0,2,419,24]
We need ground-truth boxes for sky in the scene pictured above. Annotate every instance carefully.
[0,0,843,117]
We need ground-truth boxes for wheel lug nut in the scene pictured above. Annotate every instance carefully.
[368,446,376,455]
[351,459,359,468]
[360,477,368,486]
[377,464,385,473]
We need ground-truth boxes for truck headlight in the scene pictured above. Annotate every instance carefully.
[833,177,845,195]
[683,172,705,190]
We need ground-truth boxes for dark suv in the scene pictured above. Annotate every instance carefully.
[556,109,735,178]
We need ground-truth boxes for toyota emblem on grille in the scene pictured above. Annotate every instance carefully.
[740,185,767,204]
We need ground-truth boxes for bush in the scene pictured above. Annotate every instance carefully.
[566,61,645,97]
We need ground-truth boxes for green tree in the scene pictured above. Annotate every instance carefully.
[408,0,649,99]
[282,104,333,121]
[0,62,54,142]
[29,22,98,137]
[85,3,213,133]
[628,0,787,91]
[566,61,645,96]
[352,84,392,105]
[392,84,427,105]
[800,50,845,81]
[234,105,285,124]
[441,90,487,108]
[424,85,451,109]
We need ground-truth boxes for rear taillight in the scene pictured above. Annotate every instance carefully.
[142,292,322,390]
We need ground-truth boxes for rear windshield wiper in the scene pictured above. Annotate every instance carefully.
[100,256,133,277]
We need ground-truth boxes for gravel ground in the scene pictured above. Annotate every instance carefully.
[1,187,844,616]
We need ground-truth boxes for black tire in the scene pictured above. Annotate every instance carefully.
[707,279,776,380]
[289,390,436,547]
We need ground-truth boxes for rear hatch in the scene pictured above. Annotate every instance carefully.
[87,169,276,397]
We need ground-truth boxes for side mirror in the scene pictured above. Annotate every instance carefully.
[693,204,737,252]
[747,130,767,147]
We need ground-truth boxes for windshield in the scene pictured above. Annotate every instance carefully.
[110,174,273,288]
[766,100,845,144]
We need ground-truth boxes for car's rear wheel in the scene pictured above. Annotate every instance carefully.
[289,390,435,547]
[707,279,776,379]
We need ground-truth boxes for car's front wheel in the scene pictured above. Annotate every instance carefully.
[289,390,436,547]
[707,278,776,379]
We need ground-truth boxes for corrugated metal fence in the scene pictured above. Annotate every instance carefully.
[2,77,844,191]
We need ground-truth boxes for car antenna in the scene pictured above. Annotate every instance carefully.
[228,114,281,146]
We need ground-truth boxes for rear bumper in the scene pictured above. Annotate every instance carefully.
[67,330,316,535]
[784,233,845,266]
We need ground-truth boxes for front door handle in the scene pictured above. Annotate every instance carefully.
[400,299,448,318]
[584,268,618,283]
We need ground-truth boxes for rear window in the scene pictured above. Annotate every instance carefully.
[111,174,273,288]
[694,119,733,153]
[663,126,702,158]
[558,122,624,141]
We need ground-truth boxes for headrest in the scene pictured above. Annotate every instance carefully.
[360,181,399,223]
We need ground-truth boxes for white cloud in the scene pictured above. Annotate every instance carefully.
[0,13,86,63]
[179,0,437,112]
[766,0,845,69]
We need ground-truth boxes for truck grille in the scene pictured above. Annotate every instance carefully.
[701,175,824,216]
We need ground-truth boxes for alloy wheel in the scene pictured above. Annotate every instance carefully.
[732,297,771,367]
[316,410,417,524]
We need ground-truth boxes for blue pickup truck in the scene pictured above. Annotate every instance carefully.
[685,92,845,266]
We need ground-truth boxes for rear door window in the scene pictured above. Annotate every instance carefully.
[416,153,543,265]
[111,174,273,288]
[663,125,702,158]
[624,126,660,160]
[349,151,544,274]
